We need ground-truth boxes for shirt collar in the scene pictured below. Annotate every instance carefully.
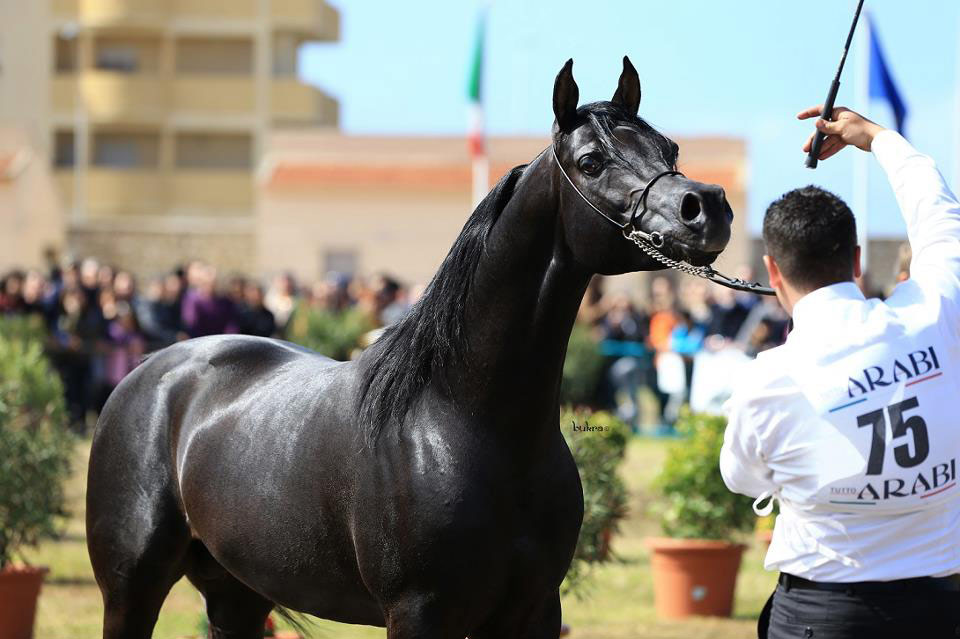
[790,281,865,328]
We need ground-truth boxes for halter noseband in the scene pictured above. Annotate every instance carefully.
[551,144,775,296]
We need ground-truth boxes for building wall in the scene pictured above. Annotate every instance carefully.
[69,222,254,278]
[0,131,67,272]
[0,0,340,274]
[258,133,751,299]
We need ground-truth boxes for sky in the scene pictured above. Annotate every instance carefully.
[299,1,960,241]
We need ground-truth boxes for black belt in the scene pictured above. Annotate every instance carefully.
[779,572,960,594]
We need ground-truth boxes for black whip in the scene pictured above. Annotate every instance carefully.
[805,0,866,169]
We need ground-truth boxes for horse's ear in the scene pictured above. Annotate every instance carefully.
[553,59,579,132]
[611,56,641,114]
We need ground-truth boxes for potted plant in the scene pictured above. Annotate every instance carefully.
[0,318,73,639]
[647,411,755,618]
[559,408,630,596]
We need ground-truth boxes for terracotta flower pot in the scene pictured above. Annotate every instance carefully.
[0,564,49,639]
[646,537,745,619]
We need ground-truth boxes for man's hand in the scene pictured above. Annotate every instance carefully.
[798,105,886,161]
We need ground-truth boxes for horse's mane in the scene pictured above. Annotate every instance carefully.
[356,164,527,445]
[355,103,677,446]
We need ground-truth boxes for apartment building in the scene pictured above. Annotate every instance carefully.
[0,0,339,276]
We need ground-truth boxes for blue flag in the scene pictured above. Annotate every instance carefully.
[868,15,907,136]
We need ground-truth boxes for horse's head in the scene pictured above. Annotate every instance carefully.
[551,57,732,275]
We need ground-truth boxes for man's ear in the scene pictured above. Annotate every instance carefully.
[853,245,863,279]
[763,254,781,289]
[611,55,641,114]
[553,59,579,132]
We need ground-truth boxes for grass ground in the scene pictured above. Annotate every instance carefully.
[23,437,776,638]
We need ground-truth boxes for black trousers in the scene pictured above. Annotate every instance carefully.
[759,576,960,639]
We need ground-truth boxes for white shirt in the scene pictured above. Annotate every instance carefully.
[720,131,960,582]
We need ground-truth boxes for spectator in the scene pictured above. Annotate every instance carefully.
[669,309,706,396]
[237,282,277,338]
[0,269,25,313]
[102,301,145,401]
[647,276,677,426]
[180,264,238,337]
[599,293,651,427]
[49,285,101,431]
[265,272,298,333]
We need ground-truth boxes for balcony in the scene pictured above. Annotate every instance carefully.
[271,0,339,40]
[52,72,167,123]
[271,79,337,126]
[53,0,340,39]
[170,171,254,212]
[173,76,255,115]
[55,169,167,217]
[54,72,336,126]
[51,0,168,28]
[55,168,253,218]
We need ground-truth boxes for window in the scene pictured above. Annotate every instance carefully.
[93,132,160,168]
[323,249,358,277]
[175,133,252,170]
[272,33,300,76]
[94,37,160,73]
[54,130,75,167]
[54,36,77,73]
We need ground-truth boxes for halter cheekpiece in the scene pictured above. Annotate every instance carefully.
[551,145,775,296]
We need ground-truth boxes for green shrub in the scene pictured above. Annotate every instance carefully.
[560,323,605,407]
[286,305,374,360]
[0,314,48,345]
[560,408,631,596]
[0,324,72,569]
[653,411,755,540]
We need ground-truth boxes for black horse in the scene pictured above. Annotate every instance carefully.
[86,57,732,639]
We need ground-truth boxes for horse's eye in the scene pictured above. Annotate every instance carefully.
[577,154,603,175]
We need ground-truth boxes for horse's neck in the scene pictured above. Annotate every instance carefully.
[450,153,592,426]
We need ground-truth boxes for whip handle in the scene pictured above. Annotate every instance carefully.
[805,78,841,169]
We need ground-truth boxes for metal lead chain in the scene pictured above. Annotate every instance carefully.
[625,230,777,296]
[625,230,715,278]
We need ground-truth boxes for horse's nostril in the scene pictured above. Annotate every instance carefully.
[679,192,703,223]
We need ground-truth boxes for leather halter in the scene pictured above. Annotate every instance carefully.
[551,144,776,296]
[551,145,680,246]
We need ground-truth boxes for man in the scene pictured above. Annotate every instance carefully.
[721,105,960,639]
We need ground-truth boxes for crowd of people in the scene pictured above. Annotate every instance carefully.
[0,258,414,431]
[578,270,791,428]
[5,255,901,434]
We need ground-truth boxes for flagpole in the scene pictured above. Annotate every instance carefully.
[471,106,489,209]
[854,7,870,273]
[468,3,490,210]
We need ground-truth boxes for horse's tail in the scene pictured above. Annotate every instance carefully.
[273,606,320,638]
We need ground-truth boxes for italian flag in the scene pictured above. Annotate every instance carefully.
[467,6,488,207]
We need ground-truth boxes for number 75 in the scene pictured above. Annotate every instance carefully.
[857,397,930,476]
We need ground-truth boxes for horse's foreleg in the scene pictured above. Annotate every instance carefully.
[385,594,469,639]
[470,591,562,639]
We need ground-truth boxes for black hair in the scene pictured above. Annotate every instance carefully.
[566,101,679,171]
[762,185,857,292]
[356,165,526,445]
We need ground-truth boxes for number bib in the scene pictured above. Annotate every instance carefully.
[786,329,960,514]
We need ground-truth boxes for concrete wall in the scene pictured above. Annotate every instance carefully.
[0,131,66,272]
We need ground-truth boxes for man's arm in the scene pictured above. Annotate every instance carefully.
[799,106,960,310]
[720,393,777,499]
